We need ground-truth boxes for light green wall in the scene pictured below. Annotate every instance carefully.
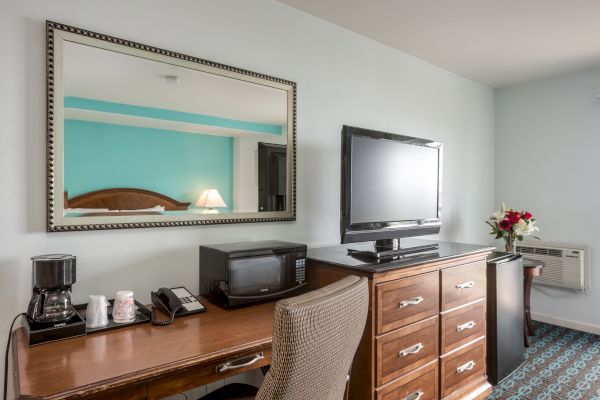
[64,119,233,210]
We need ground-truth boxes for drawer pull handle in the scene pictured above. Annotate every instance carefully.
[403,390,424,400]
[399,342,424,357]
[457,320,477,332]
[456,281,476,290]
[456,360,476,374]
[216,352,264,373]
[399,296,424,308]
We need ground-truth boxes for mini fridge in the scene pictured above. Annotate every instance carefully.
[486,252,525,385]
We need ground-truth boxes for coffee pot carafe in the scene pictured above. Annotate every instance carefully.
[27,254,77,323]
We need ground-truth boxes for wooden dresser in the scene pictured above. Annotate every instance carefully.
[307,239,493,400]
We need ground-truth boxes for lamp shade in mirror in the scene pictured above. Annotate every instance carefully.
[196,189,227,213]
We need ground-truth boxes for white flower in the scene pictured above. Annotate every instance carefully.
[488,211,503,223]
[528,220,539,235]
[513,220,529,236]
[514,219,539,236]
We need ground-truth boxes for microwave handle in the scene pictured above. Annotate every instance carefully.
[227,283,307,300]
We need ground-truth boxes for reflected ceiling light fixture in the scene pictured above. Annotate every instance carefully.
[164,75,180,84]
[196,189,227,214]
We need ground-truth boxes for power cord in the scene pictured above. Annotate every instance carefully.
[4,313,24,400]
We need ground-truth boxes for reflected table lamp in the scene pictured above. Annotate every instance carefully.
[196,189,227,214]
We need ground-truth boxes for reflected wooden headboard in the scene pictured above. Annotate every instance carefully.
[64,188,191,211]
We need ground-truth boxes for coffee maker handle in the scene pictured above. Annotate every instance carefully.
[27,292,43,321]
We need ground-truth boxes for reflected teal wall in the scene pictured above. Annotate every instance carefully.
[64,120,233,210]
[64,97,283,136]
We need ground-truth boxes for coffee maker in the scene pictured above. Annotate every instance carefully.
[27,254,77,323]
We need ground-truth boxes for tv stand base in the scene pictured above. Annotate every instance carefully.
[349,238,439,260]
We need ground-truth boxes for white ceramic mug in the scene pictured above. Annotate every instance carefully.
[112,290,136,323]
[86,295,109,328]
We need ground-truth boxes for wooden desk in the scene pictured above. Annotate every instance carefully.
[12,299,275,400]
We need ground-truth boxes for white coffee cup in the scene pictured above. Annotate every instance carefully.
[112,290,136,323]
[86,295,109,328]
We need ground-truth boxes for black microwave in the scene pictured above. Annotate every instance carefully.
[199,241,307,307]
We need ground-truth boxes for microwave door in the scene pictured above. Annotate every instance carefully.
[227,255,287,297]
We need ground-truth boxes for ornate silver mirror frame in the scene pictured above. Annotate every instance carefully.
[46,21,296,232]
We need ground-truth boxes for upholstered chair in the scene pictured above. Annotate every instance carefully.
[200,275,369,400]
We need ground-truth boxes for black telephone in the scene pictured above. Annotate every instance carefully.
[151,287,206,326]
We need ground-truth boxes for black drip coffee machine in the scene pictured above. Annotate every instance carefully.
[27,254,77,323]
[25,254,85,345]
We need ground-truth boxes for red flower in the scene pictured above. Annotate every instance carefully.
[523,212,532,220]
[505,211,521,224]
[499,219,513,231]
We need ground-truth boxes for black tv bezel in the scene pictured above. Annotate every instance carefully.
[340,125,443,244]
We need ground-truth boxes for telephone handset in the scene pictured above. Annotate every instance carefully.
[151,287,206,326]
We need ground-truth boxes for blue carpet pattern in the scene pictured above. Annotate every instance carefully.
[488,322,600,399]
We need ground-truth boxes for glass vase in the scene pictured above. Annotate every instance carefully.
[504,237,516,254]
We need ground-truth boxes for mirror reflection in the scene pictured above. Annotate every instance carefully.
[59,39,290,223]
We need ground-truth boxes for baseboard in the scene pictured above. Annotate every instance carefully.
[531,312,600,335]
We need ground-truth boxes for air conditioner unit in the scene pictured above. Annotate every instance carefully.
[516,243,586,292]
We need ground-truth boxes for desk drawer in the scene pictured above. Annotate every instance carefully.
[377,272,439,334]
[377,316,438,386]
[148,349,271,399]
[376,360,438,400]
[441,261,486,311]
[441,300,485,354]
[440,337,485,398]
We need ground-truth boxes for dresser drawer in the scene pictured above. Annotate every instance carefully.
[376,360,438,400]
[440,337,486,398]
[376,272,439,334]
[441,299,486,354]
[441,261,486,311]
[377,316,439,386]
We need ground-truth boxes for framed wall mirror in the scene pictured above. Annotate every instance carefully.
[46,21,296,231]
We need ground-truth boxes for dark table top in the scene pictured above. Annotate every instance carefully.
[307,238,494,274]
[523,258,545,269]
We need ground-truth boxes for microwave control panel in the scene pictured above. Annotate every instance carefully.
[295,256,306,283]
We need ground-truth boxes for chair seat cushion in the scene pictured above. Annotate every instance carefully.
[200,383,259,400]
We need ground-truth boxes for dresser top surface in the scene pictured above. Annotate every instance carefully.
[307,239,494,273]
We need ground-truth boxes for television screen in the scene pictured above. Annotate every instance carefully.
[341,126,442,244]
[350,135,439,224]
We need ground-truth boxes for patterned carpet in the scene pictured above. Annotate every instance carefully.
[488,322,600,400]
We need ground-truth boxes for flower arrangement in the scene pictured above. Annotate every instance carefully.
[486,203,539,253]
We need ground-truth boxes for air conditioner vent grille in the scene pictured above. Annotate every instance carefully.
[548,249,563,257]
[519,246,536,254]
[515,243,585,292]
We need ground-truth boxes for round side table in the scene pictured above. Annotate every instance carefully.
[523,258,544,347]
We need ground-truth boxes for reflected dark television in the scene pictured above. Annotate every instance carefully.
[340,125,442,257]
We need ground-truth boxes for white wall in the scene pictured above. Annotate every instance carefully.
[233,132,287,213]
[495,66,600,332]
[0,0,495,394]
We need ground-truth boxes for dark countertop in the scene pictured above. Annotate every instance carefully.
[307,238,495,274]
[523,258,545,268]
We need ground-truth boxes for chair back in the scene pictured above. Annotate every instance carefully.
[256,276,369,400]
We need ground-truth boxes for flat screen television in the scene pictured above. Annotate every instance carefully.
[340,125,442,257]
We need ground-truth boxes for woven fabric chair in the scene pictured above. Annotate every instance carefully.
[201,275,369,400]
